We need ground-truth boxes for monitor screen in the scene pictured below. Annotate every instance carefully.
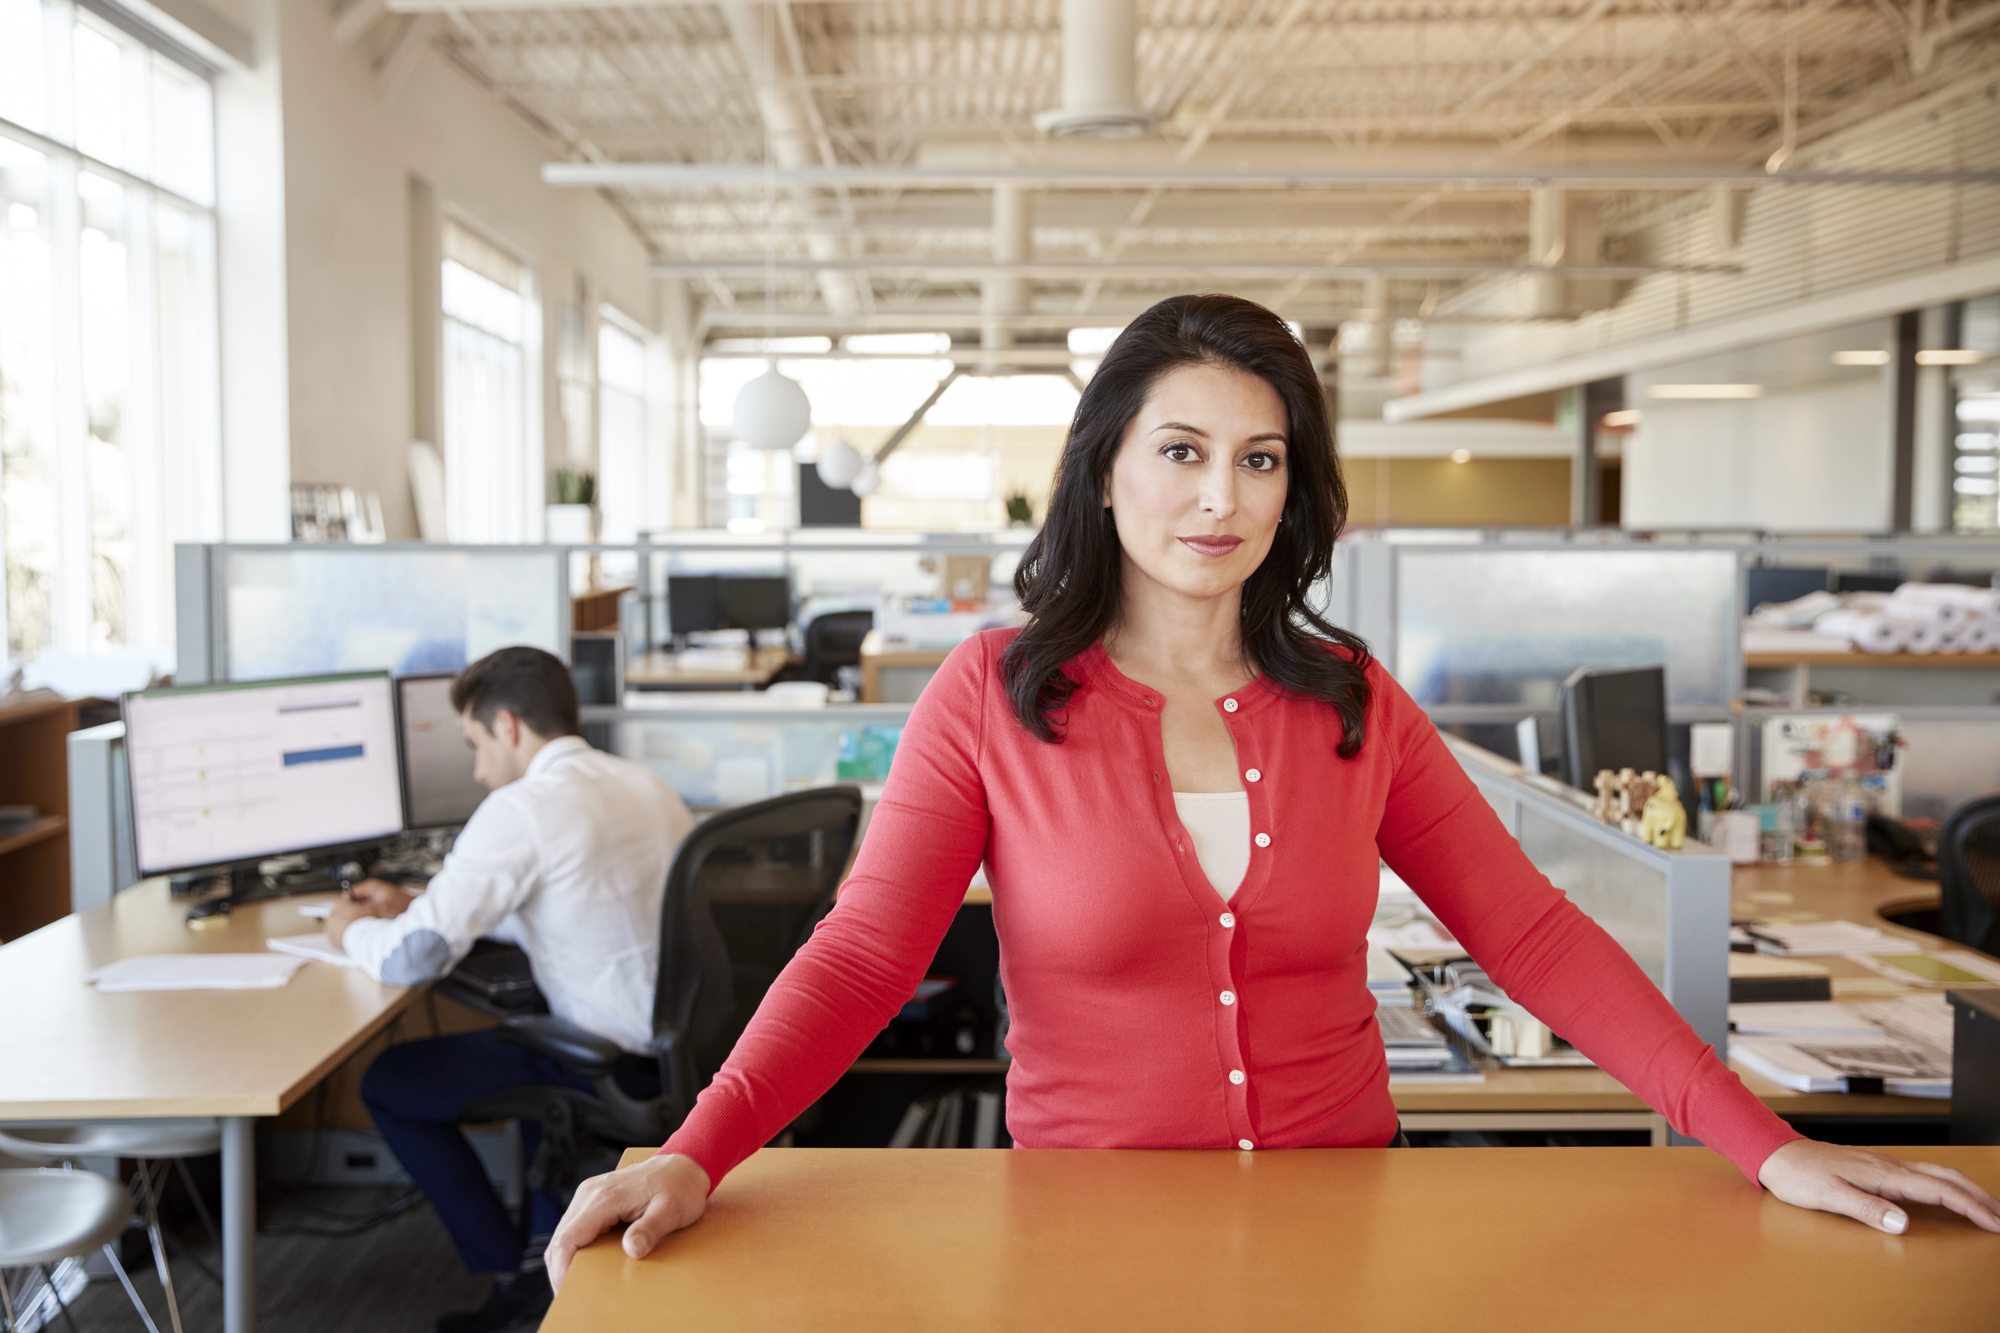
[396,674,490,830]
[668,575,724,637]
[1561,666,1669,790]
[722,575,791,632]
[570,631,622,706]
[125,672,405,877]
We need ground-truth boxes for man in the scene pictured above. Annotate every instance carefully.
[330,645,694,1333]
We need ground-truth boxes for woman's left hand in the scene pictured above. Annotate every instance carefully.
[1758,1138,2000,1234]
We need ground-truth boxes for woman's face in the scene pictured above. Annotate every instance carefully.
[1103,361,1290,605]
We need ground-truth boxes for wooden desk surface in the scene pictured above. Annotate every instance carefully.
[547,1145,2000,1333]
[0,881,418,1119]
[627,647,797,687]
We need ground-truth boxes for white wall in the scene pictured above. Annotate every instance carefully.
[274,6,658,539]
[1622,377,1891,531]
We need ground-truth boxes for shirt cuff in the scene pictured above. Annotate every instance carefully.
[1689,1071,1806,1185]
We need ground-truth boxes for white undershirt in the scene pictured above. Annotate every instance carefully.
[1172,790,1251,901]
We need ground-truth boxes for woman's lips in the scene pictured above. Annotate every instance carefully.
[1179,535,1244,557]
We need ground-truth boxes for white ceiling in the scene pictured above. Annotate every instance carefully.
[350,0,2000,336]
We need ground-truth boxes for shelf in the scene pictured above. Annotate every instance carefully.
[0,815,67,858]
[847,1058,1010,1075]
[1745,652,2000,669]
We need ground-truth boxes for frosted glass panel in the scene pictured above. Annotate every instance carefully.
[1892,719,2000,822]
[223,548,564,680]
[1518,805,1669,990]
[1396,549,1737,708]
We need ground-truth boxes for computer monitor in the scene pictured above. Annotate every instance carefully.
[667,575,724,638]
[123,672,405,878]
[1559,665,1670,791]
[395,673,490,831]
[570,630,623,706]
[722,575,792,632]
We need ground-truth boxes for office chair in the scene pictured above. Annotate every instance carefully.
[456,786,864,1194]
[799,610,875,687]
[1937,794,2000,956]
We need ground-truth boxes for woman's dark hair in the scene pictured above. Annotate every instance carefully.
[1000,293,1372,755]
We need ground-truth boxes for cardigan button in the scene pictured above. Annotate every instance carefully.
[1223,698,1239,713]
[1254,832,1271,848]
[1229,1069,1246,1085]
[1245,768,1261,782]
[1219,990,1236,1006]
[1238,1139,1255,1151]
[1219,912,1234,928]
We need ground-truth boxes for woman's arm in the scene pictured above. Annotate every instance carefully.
[1372,668,1999,1234]
[546,635,997,1288]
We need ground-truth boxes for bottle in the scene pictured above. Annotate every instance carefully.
[1830,780,1868,863]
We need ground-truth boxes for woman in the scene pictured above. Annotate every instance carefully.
[548,295,1998,1289]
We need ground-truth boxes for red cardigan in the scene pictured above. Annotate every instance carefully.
[661,630,1800,1185]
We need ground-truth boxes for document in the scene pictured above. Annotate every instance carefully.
[1728,1002,1883,1039]
[267,933,360,969]
[1732,1035,1949,1098]
[89,953,308,992]
[1852,949,2000,987]
[297,902,333,920]
[1747,920,1924,956]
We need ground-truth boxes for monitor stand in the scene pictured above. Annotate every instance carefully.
[178,854,373,923]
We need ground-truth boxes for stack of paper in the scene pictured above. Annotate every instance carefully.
[1729,1002,1884,1040]
[1367,919,1460,953]
[1852,949,2000,987]
[88,954,308,992]
[1366,945,1414,1007]
[1732,993,1954,1098]
[1747,920,1923,956]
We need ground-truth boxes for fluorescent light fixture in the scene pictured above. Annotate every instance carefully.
[1067,327,1124,355]
[725,516,768,534]
[1831,350,1890,366]
[1917,349,1988,366]
[1646,384,1764,400]
[1449,449,1472,464]
[1958,398,2000,423]
[1953,477,1999,494]
[1601,409,1642,428]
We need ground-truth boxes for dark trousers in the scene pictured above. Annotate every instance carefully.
[360,1030,596,1274]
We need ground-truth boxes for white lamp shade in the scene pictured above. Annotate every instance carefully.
[850,458,881,497]
[816,436,863,489]
[732,366,813,451]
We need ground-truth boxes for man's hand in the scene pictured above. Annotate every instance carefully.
[1759,1138,2000,1234]
[324,880,415,949]
[546,1153,712,1293]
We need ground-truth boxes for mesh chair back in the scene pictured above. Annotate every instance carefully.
[653,786,864,1096]
[803,611,875,685]
[1939,794,2000,955]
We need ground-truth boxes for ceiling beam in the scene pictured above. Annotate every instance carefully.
[653,259,1740,279]
[552,163,2000,191]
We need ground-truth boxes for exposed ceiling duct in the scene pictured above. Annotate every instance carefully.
[1033,0,1152,140]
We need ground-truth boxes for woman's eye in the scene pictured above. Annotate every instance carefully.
[1163,443,1197,462]
[1243,452,1281,472]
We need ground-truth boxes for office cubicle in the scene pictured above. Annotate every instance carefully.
[1444,733,1732,1060]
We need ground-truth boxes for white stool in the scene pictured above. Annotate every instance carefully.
[0,1168,160,1332]
[0,1121,222,1333]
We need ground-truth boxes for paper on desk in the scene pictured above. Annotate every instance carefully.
[89,953,307,992]
[1367,919,1459,952]
[1852,949,2000,987]
[1732,1035,1950,1098]
[1728,1002,1883,1039]
[267,933,359,969]
[1749,920,1924,956]
[297,902,332,920]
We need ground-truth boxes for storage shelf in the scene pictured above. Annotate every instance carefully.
[1745,652,2000,669]
[0,815,67,858]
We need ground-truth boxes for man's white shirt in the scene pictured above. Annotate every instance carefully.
[342,735,696,1054]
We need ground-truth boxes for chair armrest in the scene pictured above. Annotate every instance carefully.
[496,1014,629,1076]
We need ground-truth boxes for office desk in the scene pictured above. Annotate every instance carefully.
[0,881,417,1333]
[627,646,798,691]
[546,1145,2000,1333]
[857,630,952,703]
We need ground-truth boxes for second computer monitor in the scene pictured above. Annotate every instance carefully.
[1560,665,1670,791]
[667,575,725,638]
[395,673,490,830]
[722,575,791,632]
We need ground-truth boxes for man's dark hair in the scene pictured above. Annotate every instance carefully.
[450,646,580,739]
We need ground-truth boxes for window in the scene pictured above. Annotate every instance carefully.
[0,0,220,668]
[441,218,535,543]
[597,310,647,551]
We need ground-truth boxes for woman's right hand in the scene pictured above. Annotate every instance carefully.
[545,1152,712,1293]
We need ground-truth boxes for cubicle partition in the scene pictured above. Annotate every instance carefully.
[1445,734,1732,1059]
